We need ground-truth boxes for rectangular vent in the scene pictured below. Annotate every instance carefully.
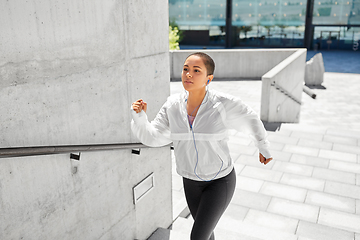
[133,173,154,205]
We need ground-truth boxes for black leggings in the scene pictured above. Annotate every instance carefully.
[183,168,236,240]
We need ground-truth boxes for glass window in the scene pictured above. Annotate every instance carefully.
[169,0,360,48]
[232,0,306,47]
[169,0,227,46]
[313,26,360,50]
[312,0,360,25]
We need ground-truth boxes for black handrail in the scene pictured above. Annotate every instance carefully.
[0,143,148,158]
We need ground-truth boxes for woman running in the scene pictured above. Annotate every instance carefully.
[131,52,272,240]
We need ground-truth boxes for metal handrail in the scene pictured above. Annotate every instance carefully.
[0,143,148,158]
[271,81,302,105]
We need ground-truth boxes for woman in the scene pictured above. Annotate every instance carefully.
[131,52,272,240]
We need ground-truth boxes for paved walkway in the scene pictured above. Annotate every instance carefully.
[167,71,360,240]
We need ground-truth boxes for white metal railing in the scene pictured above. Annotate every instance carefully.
[271,81,302,105]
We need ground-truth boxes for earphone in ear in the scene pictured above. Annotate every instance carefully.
[203,79,210,87]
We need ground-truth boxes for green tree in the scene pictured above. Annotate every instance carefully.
[169,26,180,50]
[169,19,183,50]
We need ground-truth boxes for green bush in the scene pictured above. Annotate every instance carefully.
[169,26,180,50]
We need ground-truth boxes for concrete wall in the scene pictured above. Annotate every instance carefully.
[169,49,297,80]
[0,147,172,240]
[261,49,307,123]
[0,0,169,147]
[0,0,172,239]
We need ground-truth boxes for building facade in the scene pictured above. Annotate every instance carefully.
[169,0,360,50]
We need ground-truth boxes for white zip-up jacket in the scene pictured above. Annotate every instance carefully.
[131,89,271,181]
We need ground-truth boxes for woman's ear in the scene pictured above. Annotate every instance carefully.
[207,75,214,85]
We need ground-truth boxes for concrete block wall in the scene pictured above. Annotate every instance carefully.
[0,0,172,239]
[169,49,297,80]
[261,49,307,123]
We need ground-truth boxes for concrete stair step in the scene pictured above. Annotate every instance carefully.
[147,227,188,240]
[216,219,302,240]
[172,191,187,221]
[149,216,319,240]
[171,216,193,235]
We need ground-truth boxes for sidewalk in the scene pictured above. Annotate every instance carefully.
[168,71,360,240]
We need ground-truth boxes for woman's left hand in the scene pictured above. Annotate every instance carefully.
[259,153,272,165]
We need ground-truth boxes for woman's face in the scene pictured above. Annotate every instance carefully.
[181,55,212,92]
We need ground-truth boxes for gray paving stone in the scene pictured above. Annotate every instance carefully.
[356,199,360,215]
[267,198,319,223]
[297,138,333,150]
[272,161,313,177]
[236,175,264,193]
[231,189,272,211]
[224,202,250,221]
[329,160,360,174]
[260,182,307,202]
[236,154,265,168]
[357,174,360,186]
[290,131,324,141]
[312,167,356,184]
[305,191,356,214]
[297,237,317,240]
[240,165,283,183]
[319,149,358,163]
[267,133,299,145]
[233,162,246,176]
[280,124,328,134]
[326,128,360,139]
[214,227,263,240]
[283,144,319,157]
[274,129,292,137]
[318,208,360,233]
[230,152,241,163]
[228,142,257,156]
[297,220,355,240]
[244,209,298,234]
[290,154,329,168]
[333,143,360,155]
[323,134,358,146]
[268,141,285,151]
[216,217,298,240]
[280,173,325,191]
[356,233,360,240]
[269,149,292,162]
[325,181,360,199]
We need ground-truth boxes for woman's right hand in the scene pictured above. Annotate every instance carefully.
[132,99,147,113]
